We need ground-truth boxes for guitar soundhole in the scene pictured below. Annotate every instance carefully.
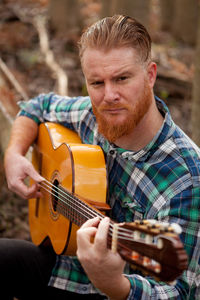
[52,179,59,212]
[49,178,60,221]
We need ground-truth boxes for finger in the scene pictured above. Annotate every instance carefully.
[27,183,41,198]
[80,217,100,229]
[94,217,110,250]
[77,227,98,248]
[15,181,39,199]
[35,191,42,198]
[25,164,44,183]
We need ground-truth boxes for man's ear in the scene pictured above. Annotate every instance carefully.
[147,62,157,88]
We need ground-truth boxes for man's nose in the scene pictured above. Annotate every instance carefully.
[103,83,120,102]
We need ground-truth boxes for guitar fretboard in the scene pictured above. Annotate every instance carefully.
[41,180,104,227]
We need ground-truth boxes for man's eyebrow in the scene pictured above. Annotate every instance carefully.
[87,76,102,82]
[86,66,134,81]
[113,70,133,78]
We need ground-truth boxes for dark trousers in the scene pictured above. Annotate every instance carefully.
[0,238,105,300]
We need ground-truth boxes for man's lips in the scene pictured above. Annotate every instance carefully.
[101,108,126,114]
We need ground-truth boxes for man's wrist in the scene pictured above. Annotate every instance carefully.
[97,274,131,300]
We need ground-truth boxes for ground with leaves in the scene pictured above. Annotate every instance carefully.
[0,0,195,240]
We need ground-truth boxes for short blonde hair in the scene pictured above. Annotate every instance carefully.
[78,15,152,64]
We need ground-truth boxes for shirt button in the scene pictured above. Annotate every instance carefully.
[109,150,115,155]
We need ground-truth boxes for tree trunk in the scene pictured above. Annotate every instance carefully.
[173,0,199,45]
[159,0,174,31]
[101,0,150,29]
[48,0,83,36]
[191,4,200,145]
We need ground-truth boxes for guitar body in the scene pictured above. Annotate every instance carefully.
[29,122,107,255]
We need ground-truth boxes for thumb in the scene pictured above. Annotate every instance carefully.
[26,163,44,183]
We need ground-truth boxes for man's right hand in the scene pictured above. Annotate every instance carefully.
[3,116,43,199]
[4,151,44,199]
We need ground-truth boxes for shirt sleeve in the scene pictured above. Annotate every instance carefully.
[18,92,92,133]
[125,186,200,299]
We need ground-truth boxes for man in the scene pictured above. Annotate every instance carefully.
[2,15,200,299]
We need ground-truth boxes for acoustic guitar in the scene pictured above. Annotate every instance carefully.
[29,122,188,282]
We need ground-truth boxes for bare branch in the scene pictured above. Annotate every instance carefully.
[0,57,29,101]
[33,15,68,96]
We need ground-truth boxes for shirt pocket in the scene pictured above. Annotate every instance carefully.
[109,183,145,221]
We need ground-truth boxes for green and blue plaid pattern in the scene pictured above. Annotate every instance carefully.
[18,93,200,299]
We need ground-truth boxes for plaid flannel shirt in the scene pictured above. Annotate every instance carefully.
[18,93,200,299]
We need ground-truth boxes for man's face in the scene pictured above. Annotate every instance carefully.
[82,47,156,143]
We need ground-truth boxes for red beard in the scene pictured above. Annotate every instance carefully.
[92,81,152,143]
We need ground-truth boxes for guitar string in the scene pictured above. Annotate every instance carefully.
[41,179,165,242]
[40,180,167,247]
[41,179,104,220]
[38,179,140,241]
[40,184,100,226]
[39,181,137,241]
[39,184,138,243]
[41,179,136,237]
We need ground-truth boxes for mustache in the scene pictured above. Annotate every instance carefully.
[97,103,130,111]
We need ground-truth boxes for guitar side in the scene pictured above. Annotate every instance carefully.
[29,122,107,255]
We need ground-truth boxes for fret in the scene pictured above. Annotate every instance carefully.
[55,184,103,227]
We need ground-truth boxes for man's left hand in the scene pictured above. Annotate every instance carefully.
[76,217,130,300]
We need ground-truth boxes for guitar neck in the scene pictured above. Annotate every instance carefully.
[48,182,105,227]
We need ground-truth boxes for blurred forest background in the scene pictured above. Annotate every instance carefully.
[0,0,200,240]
